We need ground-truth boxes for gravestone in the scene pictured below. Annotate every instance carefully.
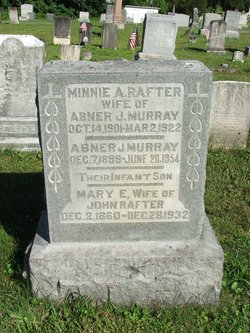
[138,13,177,60]
[207,20,226,54]
[113,0,124,29]
[171,13,189,27]
[60,45,81,61]
[19,4,33,21]
[224,10,240,38]
[79,22,92,46]
[100,13,106,23]
[239,13,248,28]
[8,7,19,24]
[54,17,71,45]
[47,13,54,22]
[0,35,44,150]
[200,13,221,35]
[102,23,117,48]
[105,0,114,23]
[209,81,250,149]
[192,7,199,27]
[79,11,89,23]
[26,59,224,305]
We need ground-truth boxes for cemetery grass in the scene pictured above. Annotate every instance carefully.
[0,18,250,82]
[0,142,249,332]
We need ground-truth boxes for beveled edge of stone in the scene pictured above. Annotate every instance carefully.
[0,34,44,47]
[40,59,212,74]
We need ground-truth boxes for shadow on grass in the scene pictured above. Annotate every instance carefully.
[185,47,206,53]
[0,172,45,269]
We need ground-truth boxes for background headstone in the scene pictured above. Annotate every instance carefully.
[0,35,44,150]
[8,7,19,24]
[232,50,245,62]
[100,13,106,23]
[200,13,221,35]
[60,45,81,61]
[192,7,199,27]
[79,11,89,22]
[54,17,71,45]
[139,13,177,60]
[124,5,159,23]
[19,4,33,21]
[102,22,117,48]
[239,13,248,28]
[170,13,189,27]
[207,20,226,54]
[113,0,124,29]
[47,13,54,22]
[27,60,223,305]
[105,0,114,23]
[209,81,250,149]
[224,10,240,38]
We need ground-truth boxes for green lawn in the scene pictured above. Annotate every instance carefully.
[0,18,250,81]
[0,17,249,333]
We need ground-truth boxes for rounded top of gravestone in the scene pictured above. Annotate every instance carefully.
[0,34,44,47]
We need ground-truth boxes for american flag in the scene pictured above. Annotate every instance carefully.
[204,25,210,40]
[80,22,87,31]
[128,26,140,49]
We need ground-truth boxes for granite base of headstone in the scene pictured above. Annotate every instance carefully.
[209,81,250,149]
[60,45,80,61]
[25,60,224,305]
[102,23,117,49]
[138,13,177,60]
[0,35,44,151]
[54,17,71,45]
[207,20,226,54]
[8,7,19,24]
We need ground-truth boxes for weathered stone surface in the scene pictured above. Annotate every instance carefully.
[37,60,212,243]
[209,81,250,148]
[224,10,240,38]
[25,212,224,306]
[0,35,44,151]
[8,7,19,24]
[54,17,71,45]
[207,20,226,54]
[124,5,159,23]
[19,4,33,21]
[60,45,81,61]
[102,23,117,48]
[139,14,177,59]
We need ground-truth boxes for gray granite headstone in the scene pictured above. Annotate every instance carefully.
[172,13,189,27]
[239,13,248,28]
[25,60,223,305]
[105,0,114,23]
[100,13,106,23]
[54,17,71,45]
[200,13,221,35]
[192,7,199,26]
[8,7,19,24]
[47,13,54,22]
[139,13,177,60]
[224,10,240,38]
[0,35,44,151]
[19,4,33,21]
[79,11,89,23]
[207,20,226,54]
[209,81,250,148]
[102,23,117,49]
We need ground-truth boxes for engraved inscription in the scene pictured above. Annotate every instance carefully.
[61,83,189,223]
